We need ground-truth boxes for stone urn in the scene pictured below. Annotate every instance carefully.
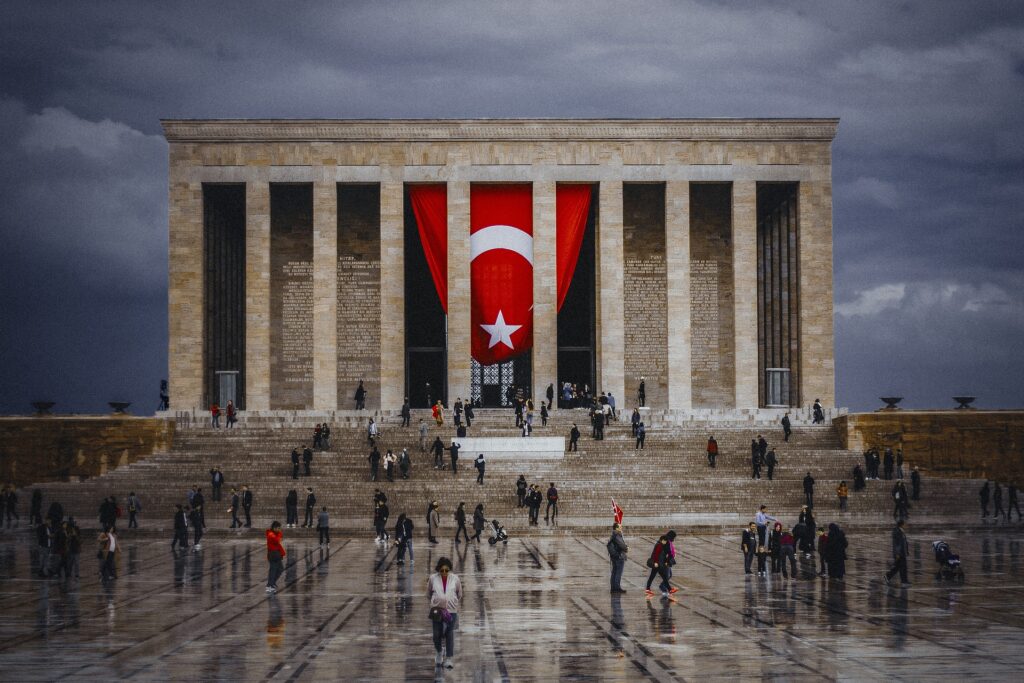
[952,396,976,409]
[879,397,903,411]
[108,401,132,414]
[31,401,56,415]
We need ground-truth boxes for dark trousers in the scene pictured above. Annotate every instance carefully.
[476,467,484,484]
[397,539,408,561]
[744,549,755,573]
[610,557,625,590]
[244,506,252,527]
[128,511,138,528]
[212,484,221,502]
[432,614,457,655]
[292,464,299,480]
[752,466,760,479]
[101,552,116,580]
[172,528,188,548]
[546,501,558,523]
[981,501,989,517]
[286,504,298,526]
[517,492,525,507]
[781,546,796,577]
[304,507,314,527]
[994,501,1005,519]
[267,551,283,588]
[319,526,330,544]
[472,526,483,542]
[304,462,311,476]
[455,522,470,543]
[767,465,775,480]
[569,438,578,451]
[708,452,716,468]
[231,509,241,528]
[805,492,814,509]
[451,458,458,474]
[635,435,644,449]
[194,525,203,545]
[783,427,791,442]
[886,554,908,583]
[1010,501,1022,521]
[646,564,670,591]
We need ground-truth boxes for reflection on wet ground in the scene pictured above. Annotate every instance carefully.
[0,529,1022,680]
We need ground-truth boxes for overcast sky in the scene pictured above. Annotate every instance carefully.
[1,1,1022,414]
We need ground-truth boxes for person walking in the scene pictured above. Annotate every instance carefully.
[516,475,528,507]
[994,482,1006,521]
[419,419,429,452]
[471,504,486,543]
[706,435,718,468]
[374,500,390,544]
[229,489,241,529]
[837,481,849,511]
[399,448,411,480]
[30,489,43,526]
[823,523,848,579]
[303,445,314,477]
[266,521,286,593]
[401,397,411,428]
[474,453,486,485]
[368,446,381,481]
[750,441,762,479]
[239,485,253,527]
[395,513,413,565]
[190,504,203,551]
[448,440,461,475]
[126,492,141,529]
[911,467,922,500]
[568,423,580,452]
[291,449,300,480]
[209,467,224,501]
[384,449,396,482]
[635,422,646,450]
[778,524,797,579]
[741,522,758,575]
[432,400,444,426]
[98,525,118,581]
[645,535,673,597]
[225,400,236,428]
[172,504,189,550]
[1008,484,1022,522]
[545,483,559,525]
[303,487,316,528]
[285,489,298,528]
[427,557,463,670]
[317,507,330,546]
[892,480,910,520]
[765,449,778,481]
[427,501,440,544]
[4,486,19,527]
[431,437,445,469]
[980,481,991,518]
[781,412,792,442]
[608,522,628,592]
[803,472,815,509]
[883,519,910,586]
[453,502,470,544]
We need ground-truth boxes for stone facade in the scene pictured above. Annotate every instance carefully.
[162,119,838,413]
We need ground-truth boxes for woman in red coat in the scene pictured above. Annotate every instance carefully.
[266,521,286,593]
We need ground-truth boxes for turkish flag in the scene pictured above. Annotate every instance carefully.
[471,184,533,365]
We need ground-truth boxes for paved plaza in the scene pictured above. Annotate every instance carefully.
[1,528,1023,681]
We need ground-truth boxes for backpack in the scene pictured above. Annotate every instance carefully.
[606,538,620,559]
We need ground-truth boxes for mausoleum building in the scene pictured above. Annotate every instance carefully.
[162,118,837,414]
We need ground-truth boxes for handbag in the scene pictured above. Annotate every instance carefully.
[429,607,443,622]
[646,558,655,568]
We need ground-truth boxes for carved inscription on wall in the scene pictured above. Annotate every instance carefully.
[281,261,313,383]
[690,260,720,374]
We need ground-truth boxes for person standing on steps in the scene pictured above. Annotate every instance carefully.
[303,487,316,528]
[229,489,241,529]
[432,437,445,469]
[290,448,300,480]
[448,440,461,475]
[896,448,905,479]
[401,396,411,428]
[637,377,646,408]
[883,448,895,480]
[751,441,762,479]
[193,487,206,529]
[546,383,555,412]
[210,467,224,501]
[837,481,849,511]
[781,412,792,442]
[374,500,390,544]
[568,423,580,452]
[608,522,628,593]
[242,485,253,528]
[354,380,366,410]
[540,401,548,427]
[631,408,641,437]
[419,419,429,452]
[399,448,411,480]
[471,504,486,543]
[546,483,559,525]
[635,422,646,450]
[368,445,381,481]
[317,506,330,546]
[883,519,910,586]
[993,482,1005,522]
[210,402,220,428]
[302,445,314,477]
[285,489,298,528]
[474,453,485,485]
[427,501,440,544]
[516,475,528,508]
[911,467,922,501]
[803,472,815,509]
[706,435,718,468]
[384,449,396,482]
[266,521,285,593]
[428,557,463,670]
[453,502,470,544]
[765,449,778,481]
[464,402,474,428]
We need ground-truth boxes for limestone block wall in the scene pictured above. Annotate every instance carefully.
[835,411,1024,486]
[623,184,668,409]
[0,418,175,487]
[689,184,735,408]
[336,185,382,410]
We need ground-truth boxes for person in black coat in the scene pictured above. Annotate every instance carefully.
[30,489,43,526]
[798,506,816,556]
[290,449,300,480]
[750,441,762,479]
[516,475,528,508]
[285,489,298,528]
[400,397,411,428]
[765,449,778,481]
[172,504,189,550]
[302,446,314,477]
[823,523,847,578]
[781,412,792,442]
[210,467,225,501]
[241,486,253,527]
[910,467,922,500]
[741,523,758,574]
[190,505,203,550]
[472,504,486,543]
[853,464,866,492]
[229,489,241,529]
[368,446,381,481]
[980,481,991,518]
[431,437,445,469]
[568,424,580,452]
[803,472,815,508]
[883,448,895,480]
[303,487,316,528]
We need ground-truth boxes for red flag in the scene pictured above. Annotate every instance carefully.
[470,184,533,365]
[612,499,623,526]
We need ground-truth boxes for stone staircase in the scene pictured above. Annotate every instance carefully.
[8,409,984,533]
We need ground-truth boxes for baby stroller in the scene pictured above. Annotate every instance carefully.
[932,540,965,582]
[488,519,509,545]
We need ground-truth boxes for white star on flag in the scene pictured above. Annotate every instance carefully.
[480,310,521,350]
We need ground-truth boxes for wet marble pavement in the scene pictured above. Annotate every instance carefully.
[0,528,1023,681]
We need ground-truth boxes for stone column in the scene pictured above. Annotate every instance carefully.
[732,181,759,409]
[597,180,625,404]
[379,176,405,412]
[532,180,557,404]
[665,181,692,410]
[798,179,836,407]
[167,151,203,412]
[447,180,471,407]
[312,175,338,410]
[245,173,271,411]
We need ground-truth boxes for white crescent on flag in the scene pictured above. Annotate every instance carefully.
[470,224,533,265]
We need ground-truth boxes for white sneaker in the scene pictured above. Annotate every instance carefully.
[265,586,274,592]
[444,657,453,669]
[435,652,443,666]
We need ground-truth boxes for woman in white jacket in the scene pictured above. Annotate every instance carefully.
[427,556,463,669]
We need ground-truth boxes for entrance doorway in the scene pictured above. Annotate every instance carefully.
[471,352,532,407]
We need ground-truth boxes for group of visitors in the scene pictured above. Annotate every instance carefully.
[208,400,237,428]
[515,476,558,526]
[367,445,412,482]
[979,481,1022,522]
[749,434,779,479]
[312,423,332,450]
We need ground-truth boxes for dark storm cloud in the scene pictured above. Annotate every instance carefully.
[1,0,1022,413]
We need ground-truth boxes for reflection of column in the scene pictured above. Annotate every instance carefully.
[665,181,692,410]
[532,180,557,404]
[245,174,271,411]
[447,181,471,406]
[312,176,337,410]
[168,163,203,411]
[379,177,405,412]
[597,180,625,404]
[732,180,758,409]
[799,179,835,406]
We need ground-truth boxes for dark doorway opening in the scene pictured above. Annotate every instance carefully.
[404,187,447,408]
[471,352,532,407]
[202,184,246,409]
[557,184,598,405]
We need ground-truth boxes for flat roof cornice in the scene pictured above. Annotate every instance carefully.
[160,118,839,143]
